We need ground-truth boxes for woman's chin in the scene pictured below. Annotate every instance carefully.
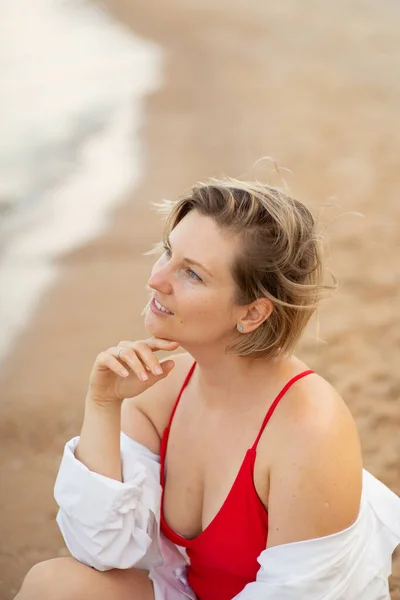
[144,313,169,337]
[144,320,184,348]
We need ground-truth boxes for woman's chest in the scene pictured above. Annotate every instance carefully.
[162,396,271,540]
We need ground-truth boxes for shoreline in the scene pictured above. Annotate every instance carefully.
[0,0,162,367]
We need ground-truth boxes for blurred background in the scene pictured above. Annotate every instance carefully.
[0,0,399,597]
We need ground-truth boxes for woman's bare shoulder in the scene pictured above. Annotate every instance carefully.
[265,366,363,545]
[270,363,360,454]
[276,367,357,433]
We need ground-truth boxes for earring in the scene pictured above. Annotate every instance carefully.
[237,324,244,332]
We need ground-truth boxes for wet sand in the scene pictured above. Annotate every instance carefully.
[1,0,399,596]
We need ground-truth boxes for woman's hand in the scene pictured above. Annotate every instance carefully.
[87,337,180,405]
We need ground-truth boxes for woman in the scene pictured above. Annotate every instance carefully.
[17,179,400,599]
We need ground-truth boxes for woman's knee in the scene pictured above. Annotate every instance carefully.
[15,556,154,600]
[16,557,96,600]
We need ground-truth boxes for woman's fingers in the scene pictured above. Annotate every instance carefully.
[118,338,179,353]
[100,352,130,378]
[115,338,179,377]
[89,339,178,403]
[111,337,179,381]
[111,346,149,381]
[131,342,170,376]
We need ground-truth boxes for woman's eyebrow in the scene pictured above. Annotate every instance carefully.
[166,236,214,278]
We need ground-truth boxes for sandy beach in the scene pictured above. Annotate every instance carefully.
[1,0,399,597]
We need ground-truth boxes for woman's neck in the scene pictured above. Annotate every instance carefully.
[183,344,287,409]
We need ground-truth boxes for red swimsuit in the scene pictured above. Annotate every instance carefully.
[160,362,314,600]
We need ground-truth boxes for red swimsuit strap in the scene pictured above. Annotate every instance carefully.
[165,360,197,432]
[251,370,314,451]
[160,361,197,483]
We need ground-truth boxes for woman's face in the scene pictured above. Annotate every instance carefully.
[144,210,242,349]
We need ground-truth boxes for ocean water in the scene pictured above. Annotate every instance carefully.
[0,0,163,364]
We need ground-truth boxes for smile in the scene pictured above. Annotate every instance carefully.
[151,298,174,315]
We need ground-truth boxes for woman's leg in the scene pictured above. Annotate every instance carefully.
[15,557,154,600]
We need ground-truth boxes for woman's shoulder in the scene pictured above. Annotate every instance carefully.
[263,359,364,544]
[280,359,356,431]
[271,357,361,457]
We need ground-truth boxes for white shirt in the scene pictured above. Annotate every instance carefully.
[54,432,400,600]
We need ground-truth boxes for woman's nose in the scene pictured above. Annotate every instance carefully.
[147,263,173,295]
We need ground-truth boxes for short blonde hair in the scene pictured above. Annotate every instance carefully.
[154,177,337,359]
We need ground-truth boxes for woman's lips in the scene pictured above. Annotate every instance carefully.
[150,297,174,316]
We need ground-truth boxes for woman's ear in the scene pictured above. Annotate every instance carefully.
[238,298,273,333]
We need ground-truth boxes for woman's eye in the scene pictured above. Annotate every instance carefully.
[187,268,202,282]
[163,245,202,282]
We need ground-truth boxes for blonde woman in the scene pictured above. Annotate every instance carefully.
[17,179,400,599]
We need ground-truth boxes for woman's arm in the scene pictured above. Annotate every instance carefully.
[54,341,192,570]
[69,338,181,485]
[266,385,363,548]
[75,397,123,481]
[74,349,193,481]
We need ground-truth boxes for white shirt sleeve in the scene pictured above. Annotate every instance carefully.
[232,469,400,600]
[54,432,164,571]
